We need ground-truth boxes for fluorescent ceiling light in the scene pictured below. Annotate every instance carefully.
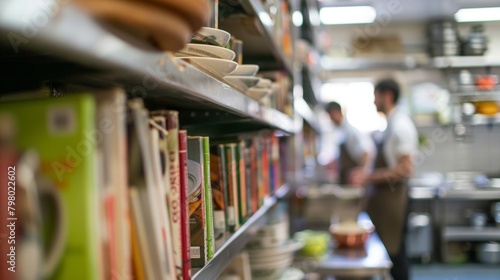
[455,7,500,22]
[293,11,303,27]
[320,6,376,25]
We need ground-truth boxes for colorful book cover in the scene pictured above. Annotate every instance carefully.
[210,147,226,251]
[187,136,206,268]
[178,130,192,279]
[202,137,215,261]
[225,144,241,231]
[219,144,236,233]
[152,110,183,279]
[0,95,100,280]
[235,141,248,224]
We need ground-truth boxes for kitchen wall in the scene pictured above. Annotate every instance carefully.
[321,21,500,58]
[415,124,500,175]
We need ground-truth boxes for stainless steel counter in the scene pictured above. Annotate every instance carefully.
[314,213,393,279]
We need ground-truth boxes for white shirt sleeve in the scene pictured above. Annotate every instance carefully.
[344,122,374,163]
[384,114,418,168]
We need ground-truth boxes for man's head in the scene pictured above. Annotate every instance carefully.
[326,101,343,126]
[374,78,400,114]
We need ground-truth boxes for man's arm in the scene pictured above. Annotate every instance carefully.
[369,154,413,185]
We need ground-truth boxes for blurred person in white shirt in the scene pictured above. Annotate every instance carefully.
[350,78,417,280]
[326,101,374,185]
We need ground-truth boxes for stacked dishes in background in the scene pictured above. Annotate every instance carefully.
[245,206,304,280]
[175,27,238,77]
[427,20,461,57]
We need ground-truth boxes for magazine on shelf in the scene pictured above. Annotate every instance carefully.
[178,130,192,279]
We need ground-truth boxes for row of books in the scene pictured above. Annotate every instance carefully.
[0,88,286,280]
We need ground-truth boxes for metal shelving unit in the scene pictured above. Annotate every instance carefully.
[433,56,500,69]
[0,1,295,134]
[438,188,500,200]
[442,226,500,241]
[192,184,291,280]
[234,0,294,74]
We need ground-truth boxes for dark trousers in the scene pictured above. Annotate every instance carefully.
[389,202,411,280]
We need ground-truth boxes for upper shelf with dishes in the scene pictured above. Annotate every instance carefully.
[0,0,295,135]
[219,0,295,74]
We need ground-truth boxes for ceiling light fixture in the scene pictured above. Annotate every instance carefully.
[319,6,376,25]
[455,7,500,22]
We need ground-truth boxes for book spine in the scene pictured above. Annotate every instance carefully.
[236,142,248,224]
[271,134,281,191]
[178,130,191,280]
[243,140,252,218]
[249,139,259,214]
[218,144,235,233]
[226,144,240,231]
[210,148,226,251]
[202,137,215,261]
[159,110,183,280]
[187,137,206,268]
[261,136,270,200]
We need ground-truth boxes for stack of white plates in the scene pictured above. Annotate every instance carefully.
[176,27,238,77]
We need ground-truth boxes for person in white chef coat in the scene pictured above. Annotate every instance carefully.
[350,78,418,280]
[326,101,374,185]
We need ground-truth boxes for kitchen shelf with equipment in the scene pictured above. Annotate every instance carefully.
[220,0,294,73]
[438,188,500,200]
[0,1,294,134]
[442,226,500,242]
[193,184,291,280]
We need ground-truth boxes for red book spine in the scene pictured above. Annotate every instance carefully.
[261,137,270,200]
[178,130,191,280]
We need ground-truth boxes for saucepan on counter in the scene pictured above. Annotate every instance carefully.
[476,242,500,264]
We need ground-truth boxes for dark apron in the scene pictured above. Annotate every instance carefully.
[366,141,408,256]
[338,143,358,185]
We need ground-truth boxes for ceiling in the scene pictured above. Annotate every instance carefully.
[317,0,500,22]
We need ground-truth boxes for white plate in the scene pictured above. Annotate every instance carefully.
[178,57,238,77]
[247,239,303,258]
[256,78,272,88]
[229,64,260,76]
[246,88,271,101]
[192,27,231,47]
[224,76,260,91]
[176,44,235,60]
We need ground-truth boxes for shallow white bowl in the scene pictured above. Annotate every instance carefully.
[192,27,231,47]
[246,88,271,101]
[229,64,260,76]
[256,78,272,88]
[224,76,260,91]
[178,57,238,77]
[176,44,235,60]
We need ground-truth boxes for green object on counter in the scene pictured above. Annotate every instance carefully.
[294,230,330,257]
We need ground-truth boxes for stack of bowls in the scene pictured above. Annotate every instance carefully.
[245,219,303,280]
[427,20,461,57]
